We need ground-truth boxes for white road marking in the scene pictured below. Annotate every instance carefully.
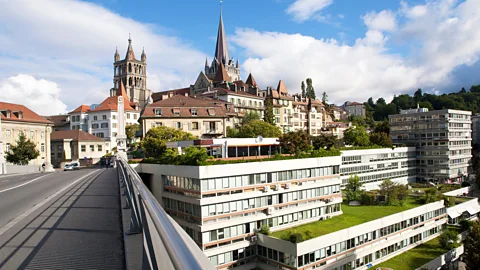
[0,169,101,236]
[0,174,52,194]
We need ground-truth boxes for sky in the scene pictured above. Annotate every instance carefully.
[1,0,480,115]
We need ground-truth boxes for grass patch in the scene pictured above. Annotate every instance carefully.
[270,197,424,242]
[374,237,450,270]
[454,196,472,204]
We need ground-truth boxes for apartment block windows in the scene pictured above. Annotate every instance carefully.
[98,145,103,152]
[112,115,116,120]
[192,122,199,130]
[81,145,86,152]
[92,124,99,129]
[102,115,107,120]
[90,145,94,152]
[101,123,109,128]
[93,116,98,121]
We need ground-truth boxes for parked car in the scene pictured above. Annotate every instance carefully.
[71,163,80,170]
[64,163,73,171]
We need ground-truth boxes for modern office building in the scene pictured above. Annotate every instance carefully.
[340,147,417,191]
[389,108,472,183]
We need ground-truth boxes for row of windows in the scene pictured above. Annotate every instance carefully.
[295,207,445,268]
[390,114,446,123]
[333,226,441,270]
[200,185,340,218]
[3,129,45,139]
[80,144,103,152]
[340,162,400,176]
[208,246,256,267]
[229,98,263,108]
[343,169,416,184]
[202,204,341,244]
[92,123,113,129]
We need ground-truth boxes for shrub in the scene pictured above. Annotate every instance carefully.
[459,219,473,232]
[360,193,374,205]
[305,230,313,240]
[259,224,270,235]
[439,229,458,250]
[289,233,304,243]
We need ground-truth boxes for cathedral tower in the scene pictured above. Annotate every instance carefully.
[110,35,151,108]
[205,5,240,81]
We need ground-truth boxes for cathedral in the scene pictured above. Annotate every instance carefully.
[110,35,152,108]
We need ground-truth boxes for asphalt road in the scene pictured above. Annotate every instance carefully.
[0,170,99,228]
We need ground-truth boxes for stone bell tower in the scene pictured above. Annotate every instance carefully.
[110,35,151,108]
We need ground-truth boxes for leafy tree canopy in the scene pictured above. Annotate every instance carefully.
[370,132,392,148]
[264,96,275,125]
[345,174,363,202]
[141,126,197,158]
[229,120,281,138]
[6,133,39,165]
[464,222,480,270]
[343,126,370,146]
[126,124,140,143]
[243,111,260,124]
[311,134,341,150]
[279,130,311,154]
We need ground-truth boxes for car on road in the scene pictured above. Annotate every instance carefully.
[64,163,80,171]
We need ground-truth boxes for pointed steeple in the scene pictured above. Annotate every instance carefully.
[117,80,129,100]
[125,34,136,60]
[236,58,239,68]
[277,80,288,94]
[205,56,209,67]
[114,47,120,62]
[246,73,258,87]
[214,5,230,65]
[141,47,146,62]
[214,63,231,83]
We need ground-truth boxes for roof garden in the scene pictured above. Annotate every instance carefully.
[270,197,425,242]
[374,237,452,270]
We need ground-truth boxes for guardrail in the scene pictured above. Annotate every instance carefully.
[116,157,215,270]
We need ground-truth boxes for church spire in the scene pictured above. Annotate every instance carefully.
[214,3,230,65]
[114,47,120,62]
[141,47,146,62]
[125,33,136,60]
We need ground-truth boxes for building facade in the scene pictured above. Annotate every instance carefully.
[291,97,324,136]
[343,102,366,118]
[110,36,152,108]
[0,102,53,167]
[389,109,472,183]
[50,130,107,168]
[0,116,5,174]
[69,105,91,132]
[44,115,71,131]
[340,147,417,191]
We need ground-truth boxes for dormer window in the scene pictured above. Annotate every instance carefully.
[155,109,162,116]
[173,108,180,116]
[207,109,216,116]
[13,111,23,119]
[191,108,198,116]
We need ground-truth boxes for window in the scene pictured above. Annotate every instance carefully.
[176,122,182,129]
[41,131,44,138]
[41,143,45,153]
[98,145,103,152]
[90,145,94,152]
[81,145,86,152]
[192,122,199,130]
[6,130,11,137]
[208,109,216,116]
[191,109,198,116]
[155,109,162,116]
[93,116,98,121]
[173,108,180,116]
[113,123,117,128]
[30,131,34,139]
[96,133,104,138]
[6,143,11,152]
[92,124,99,129]
[102,115,107,120]
[57,145,63,151]
[101,123,109,128]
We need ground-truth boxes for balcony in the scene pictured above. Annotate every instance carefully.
[204,129,223,135]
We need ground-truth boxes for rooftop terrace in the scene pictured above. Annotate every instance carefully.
[270,197,425,242]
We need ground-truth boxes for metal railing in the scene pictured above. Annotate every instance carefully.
[116,157,215,270]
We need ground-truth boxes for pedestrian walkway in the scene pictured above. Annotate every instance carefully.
[0,168,125,270]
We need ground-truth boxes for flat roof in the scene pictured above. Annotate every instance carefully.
[270,197,424,242]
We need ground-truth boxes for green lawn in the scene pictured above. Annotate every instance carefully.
[374,237,450,270]
[270,197,424,242]
[454,196,472,204]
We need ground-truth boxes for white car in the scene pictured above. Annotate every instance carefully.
[64,163,80,171]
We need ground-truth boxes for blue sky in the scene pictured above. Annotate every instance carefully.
[1,0,480,115]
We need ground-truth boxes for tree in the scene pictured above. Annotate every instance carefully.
[141,126,197,158]
[370,132,392,148]
[374,121,390,134]
[379,179,409,205]
[414,88,423,102]
[343,126,370,146]
[306,78,316,100]
[464,222,480,270]
[376,98,386,106]
[279,130,311,155]
[259,224,270,235]
[234,120,282,138]
[322,92,328,105]
[244,111,260,124]
[367,97,375,108]
[6,133,40,165]
[439,229,458,250]
[264,96,275,125]
[126,124,140,144]
[345,175,363,202]
[424,187,440,203]
[301,81,306,98]
[311,134,340,150]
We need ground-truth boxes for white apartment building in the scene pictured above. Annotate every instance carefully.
[258,200,446,270]
[69,82,140,151]
[390,109,472,183]
[340,147,417,191]
[133,155,342,269]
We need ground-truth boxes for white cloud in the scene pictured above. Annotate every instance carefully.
[234,0,480,105]
[286,0,334,22]
[0,75,68,115]
[363,10,397,31]
[0,0,205,112]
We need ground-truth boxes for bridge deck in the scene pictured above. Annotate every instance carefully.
[0,168,125,270]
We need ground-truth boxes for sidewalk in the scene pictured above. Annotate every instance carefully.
[0,168,125,269]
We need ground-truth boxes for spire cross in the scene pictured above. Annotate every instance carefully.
[128,33,132,43]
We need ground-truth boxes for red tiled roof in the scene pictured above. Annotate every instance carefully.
[277,80,288,94]
[70,105,90,114]
[51,130,105,142]
[44,115,70,127]
[213,63,231,82]
[346,102,363,106]
[245,73,258,87]
[151,87,190,102]
[0,102,53,124]
[213,88,263,99]
[93,81,137,112]
[143,95,228,118]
